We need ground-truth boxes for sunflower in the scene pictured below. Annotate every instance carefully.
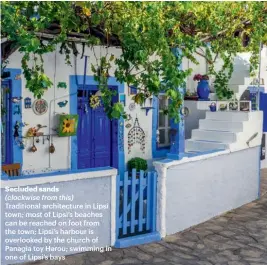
[90,95,101,109]
[62,118,75,133]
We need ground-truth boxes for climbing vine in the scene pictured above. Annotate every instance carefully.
[1,1,267,121]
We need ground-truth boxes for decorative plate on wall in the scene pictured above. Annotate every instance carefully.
[129,103,136,111]
[32,99,48,115]
[181,106,189,117]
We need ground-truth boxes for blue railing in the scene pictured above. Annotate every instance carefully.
[116,169,158,242]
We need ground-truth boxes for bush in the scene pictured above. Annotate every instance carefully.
[127,157,148,172]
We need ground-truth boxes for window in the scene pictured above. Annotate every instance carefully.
[157,95,171,147]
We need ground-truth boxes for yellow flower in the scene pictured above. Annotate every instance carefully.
[90,95,101,109]
[62,118,75,133]
[82,7,91,17]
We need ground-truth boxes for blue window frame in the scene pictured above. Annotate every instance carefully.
[1,80,13,164]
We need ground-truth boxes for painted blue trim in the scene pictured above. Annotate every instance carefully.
[154,149,225,164]
[167,48,185,160]
[69,75,125,176]
[1,171,9,180]
[185,149,225,157]
[4,69,23,167]
[118,117,125,176]
[1,80,13,164]
[4,166,114,181]
[152,48,186,160]
[114,232,161,248]
[152,96,169,158]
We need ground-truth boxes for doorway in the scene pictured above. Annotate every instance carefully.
[77,85,118,170]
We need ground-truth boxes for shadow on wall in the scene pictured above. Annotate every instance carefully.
[229,53,251,85]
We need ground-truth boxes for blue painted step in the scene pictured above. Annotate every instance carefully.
[114,232,161,248]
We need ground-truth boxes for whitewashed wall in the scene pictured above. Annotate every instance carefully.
[183,46,267,94]
[261,46,267,92]
[1,168,117,265]
[6,45,267,173]
[182,49,208,93]
[7,45,153,173]
[154,146,261,238]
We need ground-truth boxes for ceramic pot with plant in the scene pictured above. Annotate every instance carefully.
[193,74,210,100]
[128,157,148,176]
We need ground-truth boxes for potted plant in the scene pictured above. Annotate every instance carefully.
[193,74,210,100]
[128,157,148,176]
[184,89,198,101]
[127,157,148,199]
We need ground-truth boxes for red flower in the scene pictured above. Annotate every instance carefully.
[193,74,209,81]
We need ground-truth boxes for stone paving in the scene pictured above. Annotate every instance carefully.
[25,170,267,265]
[261,169,267,197]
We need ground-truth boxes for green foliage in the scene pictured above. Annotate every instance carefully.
[213,71,234,100]
[1,1,266,120]
[128,157,148,172]
[209,53,235,100]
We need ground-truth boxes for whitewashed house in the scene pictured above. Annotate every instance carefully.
[1,43,266,264]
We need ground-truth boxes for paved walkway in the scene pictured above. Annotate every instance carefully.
[26,171,267,265]
[261,168,267,197]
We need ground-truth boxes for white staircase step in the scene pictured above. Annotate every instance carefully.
[229,84,240,93]
[209,93,217,100]
[229,72,249,85]
[199,119,243,132]
[185,139,228,152]
[244,77,253,85]
[229,84,248,93]
[192,129,236,143]
[206,111,249,121]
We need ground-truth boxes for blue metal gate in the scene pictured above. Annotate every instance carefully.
[115,169,160,248]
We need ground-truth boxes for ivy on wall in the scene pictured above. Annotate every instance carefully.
[1,1,266,121]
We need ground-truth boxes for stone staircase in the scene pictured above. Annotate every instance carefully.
[185,110,263,154]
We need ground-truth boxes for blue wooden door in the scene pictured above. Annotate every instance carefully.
[92,106,111,167]
[77,88,115,169]
[77,90,92,169]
